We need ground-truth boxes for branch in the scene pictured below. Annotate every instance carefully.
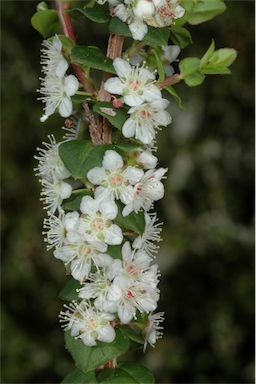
[157,73,181,89]
[55,0,96,94]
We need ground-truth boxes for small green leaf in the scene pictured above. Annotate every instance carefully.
[93,102,128,130]
[207,48,237,67]
[115,202,145,235]
[200,40,215,67]
[164,85,183,109]
[65,328,130,373]
[31,10,60,38]
[109,18,169,46]
[169,26,192,48]
[71,6,110,23]
[120,326,144,345]
[59,278,81,301]
[179,57,205,87]
[202,66,231,75]
[37,1,48,11]
[187,0,226,25]
[71,46,115,74]
[62,368,98,384]
[97,362,155,383]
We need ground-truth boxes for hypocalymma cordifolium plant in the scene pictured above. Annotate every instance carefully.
[32,0,237,382]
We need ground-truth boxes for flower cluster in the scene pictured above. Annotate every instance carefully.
[38,35,79,122]
[100,0,184,40]
[104,58,172,144]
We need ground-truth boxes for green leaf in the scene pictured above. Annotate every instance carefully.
[115,203,145,235]
[31,10,60,38]
[187,0,226,25]
[179,57,205,87]
[93,102,128,130]
[65,329,130,373]
[113,143,142,154]
[59,140,108,179]
[71,46,115,74]
[207,48,237,68]
[71,6,110,23]
[120,326,144,345]
[59,278,81,301]
[107,245,122,259]
[109,18,169,46]
[37,1,48,11]
[58,35,75,56]
[164,85,183,109]
[97,362,155,383]
[169,26,192,48]
[62,190,92,211]
[202,66,231,75]
[62,368,98,384]
[200,40,215,67]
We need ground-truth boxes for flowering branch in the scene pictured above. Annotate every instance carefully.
[32,0,237,381]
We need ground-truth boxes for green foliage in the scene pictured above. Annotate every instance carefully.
[59,278,81,302]
[58,35,75,56]
[109,18,169,46]
[65,329,130,373]
[120,326,144,345]
[71,46,115,74]
[164,85,183,109]
[62,368,97,384]
[179,57,205,87]
[93,102,128,131]
[97,362,155,383]
[181,0,226,25]
[31,9,60,38]
[115,203,145,235]
[169,26,192,48]
[71,6,110,23]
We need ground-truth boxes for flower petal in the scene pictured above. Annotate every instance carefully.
[104,224,123,245]
[87,167,107,184]
[104,77,124,95]
[122,118,136,138]
[102,150,123,171]
[113,58,131,78]
[58,96,72,117]
[80,195,99,215]
[64,75,79,96]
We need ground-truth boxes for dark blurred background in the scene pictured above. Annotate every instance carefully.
[1,1,255,383]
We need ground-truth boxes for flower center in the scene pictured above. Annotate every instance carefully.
[91,217,105,232]
[129,80,141,91]
[110,174,123,187]
[126,290,135,300]
[140,110,151,119]
[88,319,97,329]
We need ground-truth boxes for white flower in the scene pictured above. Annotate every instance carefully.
[162,45,181,76]
[122,168,167,216]
[133,212,162,257]
[136,150,158,169]
[54,235,111,282]
[34,135,71,182]
[122,99,171,144]
[133,0,155,19]
[39,73,79,122]
[104,58,161,107]
[40,179,72,216]
[87,150,144,205]
[59,301,116,346]
[78,195,123,245]
[40,35,68,78]
[78,261,121,312]
[108,276,160,324]
[145,0,185,27]
[43,210,66,250]
[143,312,164,352]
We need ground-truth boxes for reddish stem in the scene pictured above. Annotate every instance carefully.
[55,0,95,94]
[158,73,181,89]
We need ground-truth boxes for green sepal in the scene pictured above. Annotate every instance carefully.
[93,102,128,131]
[109,18,169,46]
[65,328,130,373]
[169,26,192,48]
[31,9,60,38]
[71,46,115,74]
[62,368,98,384]
[97,362,155,383]
[59,278,81,301]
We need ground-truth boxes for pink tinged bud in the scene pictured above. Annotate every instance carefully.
[112,97,123,109]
